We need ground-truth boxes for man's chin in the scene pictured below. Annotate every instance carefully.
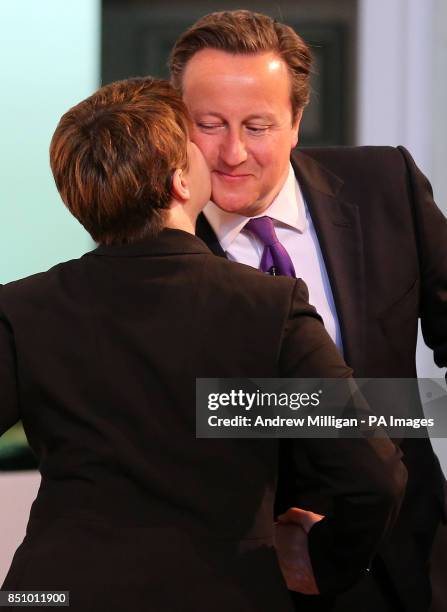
[211,194,265,217]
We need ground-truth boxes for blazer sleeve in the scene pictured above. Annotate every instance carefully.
[0,286,20,435]
[398,146,447,371]
[277,279,408,594]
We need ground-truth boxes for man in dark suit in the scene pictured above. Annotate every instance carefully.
[0,76,406,611]
[169,10,447,612]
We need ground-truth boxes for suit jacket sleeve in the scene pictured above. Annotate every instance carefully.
[0,286,20,435]
[277,279,408,594]
[398,146,447,371]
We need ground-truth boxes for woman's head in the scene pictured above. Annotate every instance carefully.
[50,77,210,245]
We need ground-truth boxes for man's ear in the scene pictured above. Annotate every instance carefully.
[171,168,190,202]
[291,108,303,149]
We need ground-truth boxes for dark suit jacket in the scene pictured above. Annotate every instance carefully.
[197,146,447,612]
[0,229,405,612]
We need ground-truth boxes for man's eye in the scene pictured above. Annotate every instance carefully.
[246,125,270,134]
[197,123,223,131]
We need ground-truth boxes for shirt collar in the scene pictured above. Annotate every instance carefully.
[203,163,306,251]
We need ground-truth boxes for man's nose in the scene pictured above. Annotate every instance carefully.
[219,131,248,166]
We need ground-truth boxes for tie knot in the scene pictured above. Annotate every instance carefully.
[245,216,278,247]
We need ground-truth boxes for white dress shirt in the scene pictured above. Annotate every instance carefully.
[203,163,343,352]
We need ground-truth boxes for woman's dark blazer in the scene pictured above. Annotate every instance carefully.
[0,229,405,611]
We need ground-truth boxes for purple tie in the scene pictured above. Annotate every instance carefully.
[245,216,296,277]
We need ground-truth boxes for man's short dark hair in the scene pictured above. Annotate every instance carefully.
[169,10,312,120]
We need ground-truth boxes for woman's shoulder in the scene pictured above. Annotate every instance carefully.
[0,257,85,310]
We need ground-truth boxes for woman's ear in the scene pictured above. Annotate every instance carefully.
[171,168,190,202]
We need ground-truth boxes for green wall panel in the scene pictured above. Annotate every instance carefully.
[0,0,100,284]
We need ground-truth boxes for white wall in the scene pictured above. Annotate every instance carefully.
[358,0,447,472]
[0,473,41,584]
[357,0,433,174]
[432,0,447,215]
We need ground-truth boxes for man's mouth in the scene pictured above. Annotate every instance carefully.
[214,170,252,182]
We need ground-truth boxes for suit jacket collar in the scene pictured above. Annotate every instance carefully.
[195,215,227,258]
[88,228,211,258]
[291,149,366,373]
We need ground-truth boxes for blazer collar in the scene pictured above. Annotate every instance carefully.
[88,228,212,258]
[291,149,366,374]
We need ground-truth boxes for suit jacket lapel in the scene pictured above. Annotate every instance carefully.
[196,213,226,258]
[291,150,366,374]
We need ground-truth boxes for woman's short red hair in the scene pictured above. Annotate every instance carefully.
[50,77,190,244]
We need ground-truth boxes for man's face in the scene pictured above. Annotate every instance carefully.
[182,49,302,217]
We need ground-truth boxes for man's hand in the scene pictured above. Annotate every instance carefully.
[277,506,325,534]
[274,507,325,595]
